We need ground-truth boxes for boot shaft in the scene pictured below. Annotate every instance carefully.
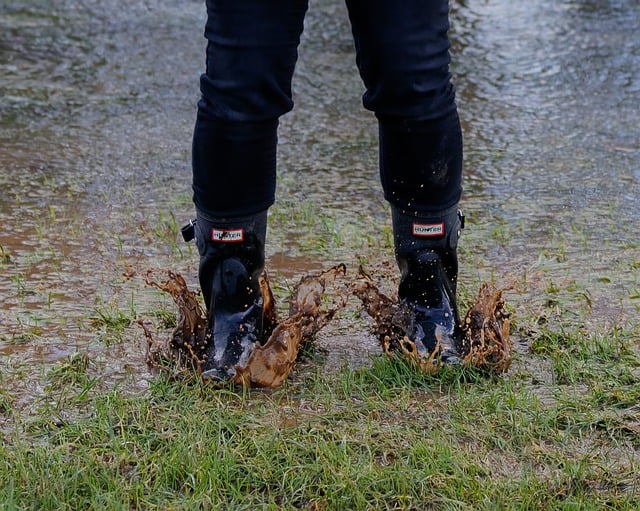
[391,204,463,302]
[195,210,267,313]
[193,209,268,378]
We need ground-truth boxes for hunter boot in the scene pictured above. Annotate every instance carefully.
[194,210,267,380]
[391,204,465,364]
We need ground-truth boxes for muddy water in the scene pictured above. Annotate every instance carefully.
[1,1,639,385]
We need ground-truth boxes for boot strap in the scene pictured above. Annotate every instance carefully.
[181,219,196,242]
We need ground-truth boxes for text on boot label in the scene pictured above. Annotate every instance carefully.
[412,222,445,237]
[211,228,245,242]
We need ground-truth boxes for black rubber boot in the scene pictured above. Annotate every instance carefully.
[194,210,267,380]
[391,204,464,364]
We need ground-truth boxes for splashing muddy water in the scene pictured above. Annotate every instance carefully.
[140,265,511,387]
[141,265,350,388]
[353,269,512,376]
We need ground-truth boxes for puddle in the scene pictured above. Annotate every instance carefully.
[1,0,639,394]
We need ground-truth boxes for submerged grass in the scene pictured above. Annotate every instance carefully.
[1,325,639,510]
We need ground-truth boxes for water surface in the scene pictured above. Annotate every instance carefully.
[1,0,638,379]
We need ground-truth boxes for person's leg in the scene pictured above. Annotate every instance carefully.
[191,0,308,379]
[346,0,464,362]
[193,0,309,217]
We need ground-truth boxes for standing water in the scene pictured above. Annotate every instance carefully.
[1,1,638,386]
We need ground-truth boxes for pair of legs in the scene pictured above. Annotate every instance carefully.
[191,0,464,378]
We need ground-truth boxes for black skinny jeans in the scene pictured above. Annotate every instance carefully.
[192,0,463,217]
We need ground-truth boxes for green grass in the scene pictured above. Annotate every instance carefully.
[1,328,639,510]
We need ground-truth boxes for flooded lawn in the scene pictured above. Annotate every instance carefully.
[1,0,639,388]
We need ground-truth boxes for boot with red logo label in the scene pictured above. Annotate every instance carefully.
[193,210,267,380]
[391,204,465,364]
